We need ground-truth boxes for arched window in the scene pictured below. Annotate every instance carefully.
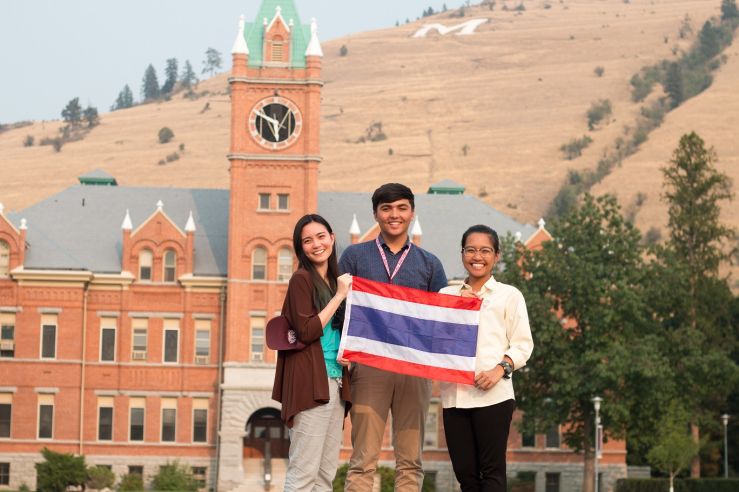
[252,247,267,280]
[0,240,9,276]
[277,248,292,282]
[163,250,177,283]
[139,249,153,281]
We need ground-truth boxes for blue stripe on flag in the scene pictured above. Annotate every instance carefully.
[347,305,477,357]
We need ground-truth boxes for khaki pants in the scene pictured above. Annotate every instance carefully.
[345,364,432,492]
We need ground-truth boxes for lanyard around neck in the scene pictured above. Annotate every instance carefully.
[375,236,412,281]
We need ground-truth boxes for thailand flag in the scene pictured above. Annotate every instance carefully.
[338,277,482,385]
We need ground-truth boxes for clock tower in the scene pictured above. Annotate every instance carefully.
[219,2,323,488]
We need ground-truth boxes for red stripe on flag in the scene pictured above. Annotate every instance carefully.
[342,349,475,385]
[351,276,481,311]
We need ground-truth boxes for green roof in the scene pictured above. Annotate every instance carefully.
[78,168,118,186]
[428,179,465,195]
[244,0,310,68]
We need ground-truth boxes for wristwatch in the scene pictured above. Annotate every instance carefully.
[498,361,513,380]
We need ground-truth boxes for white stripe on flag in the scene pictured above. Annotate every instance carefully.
[351,290,480,325]
[342,335,476,372]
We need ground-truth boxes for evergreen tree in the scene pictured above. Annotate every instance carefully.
[83,105,99,128]
[61,97,82,125]
[180,60,198,91]
[501,194,669,492]
[665,62,684,108]
[698,21,720,59]
[141,64,160,101]
[721,0,739,20]
[161,58,179,95]
[201,47,222,77]
[653,132,738,477]
[35,447,87,492]
[113,84,134,111]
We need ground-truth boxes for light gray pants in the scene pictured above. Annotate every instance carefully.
[284,378,345,492]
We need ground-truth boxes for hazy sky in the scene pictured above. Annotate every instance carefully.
[0,0,464,123]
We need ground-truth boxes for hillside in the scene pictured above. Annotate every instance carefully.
[0,0,735,240]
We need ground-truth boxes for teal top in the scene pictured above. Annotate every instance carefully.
[321,316,342,378]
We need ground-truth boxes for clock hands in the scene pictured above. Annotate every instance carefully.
[256,110,281,140]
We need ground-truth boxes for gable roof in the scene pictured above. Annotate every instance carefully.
[244,0,310,68]
[10,186,537,280]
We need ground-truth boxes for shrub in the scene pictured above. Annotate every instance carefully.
[118,472,145,491]
[615,478,739,492]
[158,126,175,144]
[340,45,348,57]
[87,465,115,490]
[560,135,593,160]
[18,484,31,492]
[644,227,662,246]
[35,447,87,492]
[630,65,661,102]
[514,2,526,11]
[179,143,185,152]
[166,152,180,163]
[594,66,605,77]
[586,99,612,130]
[23,134,34,147]
[151,461,198,491]
[51,137,64,152]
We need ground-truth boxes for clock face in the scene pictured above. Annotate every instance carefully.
[248,97,302,150]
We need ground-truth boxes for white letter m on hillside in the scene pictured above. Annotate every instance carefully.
[412,18,489,38]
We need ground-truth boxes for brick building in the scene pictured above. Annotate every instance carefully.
[0,2,626,491]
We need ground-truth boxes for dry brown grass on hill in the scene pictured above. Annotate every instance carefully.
[0,0,734,248]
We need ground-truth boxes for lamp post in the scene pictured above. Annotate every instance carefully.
[722,414,730,479]
[592,396,603,492]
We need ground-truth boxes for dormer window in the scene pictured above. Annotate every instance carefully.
[163,250,177,282]
[252,247,267,280]
[0,241,9,276]
[139,249,153,281]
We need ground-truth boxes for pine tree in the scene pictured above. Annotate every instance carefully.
[141,64,160,101]
[698,21,720,60]
[83,105,99,128]
[180,60,198,92]
[721,0,739,20]
[161,58,179,95]
[201,47,222,77]
[61,97,82,125]
[664,62,684,108]
[113,84,134,111]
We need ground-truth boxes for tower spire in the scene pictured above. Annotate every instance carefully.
[305,17,323,57]
[232,14,249,55]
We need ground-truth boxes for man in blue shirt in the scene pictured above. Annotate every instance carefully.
[339,183,448,492]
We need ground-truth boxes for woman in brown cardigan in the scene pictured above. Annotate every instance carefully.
[272,214,352,492]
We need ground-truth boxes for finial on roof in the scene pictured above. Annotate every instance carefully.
[514,231,522,242]
[20,218,27,230]
[185,211,196,233]
[349,214,360,236]
[538,217,546,229]
[289,18,294,27]
[305,17,323,57]
[0,202,4,215]
[412,216,423,236]
[121,209,132,230]
[276,6,282,15]
[232,14,249,55]
[263,17,268,26]
[156,200,164,211]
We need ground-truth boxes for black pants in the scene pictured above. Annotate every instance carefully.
[443,399,516,492]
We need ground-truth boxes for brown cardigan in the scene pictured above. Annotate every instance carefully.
[271,268,351,427]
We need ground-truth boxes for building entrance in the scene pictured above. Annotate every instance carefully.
[243,407,289,459]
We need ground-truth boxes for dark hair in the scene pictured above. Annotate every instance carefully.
[461,224,500,254]
[371,183,415,212]
[292,214,340,312]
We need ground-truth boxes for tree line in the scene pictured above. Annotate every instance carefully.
[111,48,223,111]
[500,133,736,491]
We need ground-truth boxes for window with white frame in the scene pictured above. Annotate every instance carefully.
[0,313,15,358]
[277,248,292,282]
[0,393,11,438]
[424,400,440,448]
[194,320,210,363]
[277,193,289,210]
[138,249,153,281]
[163,250,177,283]
[131,318,148,361]
[0,240,9,276]
[40,314,57,359]
[258,193,271,210]
[161,398,177,442]
[250,316,265,361]
[252,247,267,280]
[38,394,54,439]
[192,399,208,443]
[98,397,114,441]
[163,319,179,363]
[100,317,116,362]
[129,398,145,441]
